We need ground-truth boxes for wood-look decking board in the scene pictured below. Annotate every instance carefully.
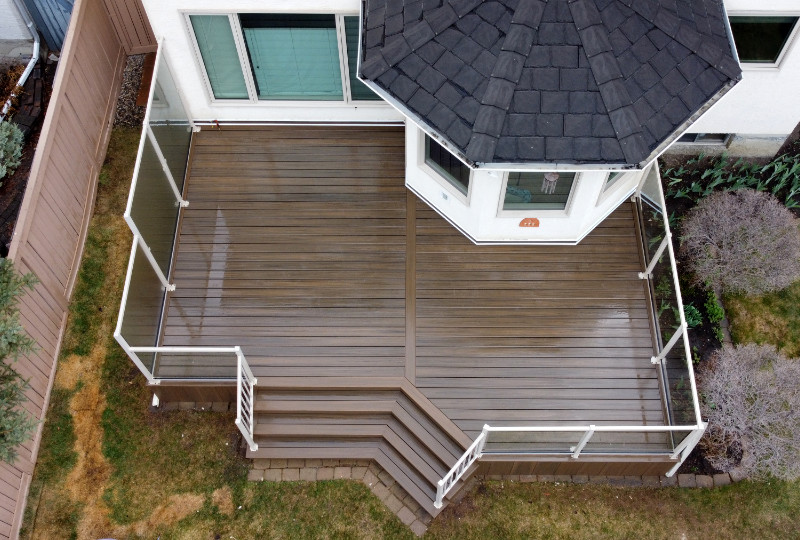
[160,126,665,447]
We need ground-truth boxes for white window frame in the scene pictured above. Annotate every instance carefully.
[419,133,473,205]
[596,170,637,206]
[496,171,580,218]
[728,12,800,70]
[183,11,386,106]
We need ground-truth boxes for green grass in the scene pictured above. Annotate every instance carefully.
[725,280,800,356]
[427,480,800,539]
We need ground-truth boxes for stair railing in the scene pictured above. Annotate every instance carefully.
[235,347,258,451]
[434,425,488,508]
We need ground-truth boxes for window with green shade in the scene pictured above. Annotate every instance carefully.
[503,172,576,210]
[425,136,471,195]
[240,14,343,100]
[189,15,249,99]
[344,16,380,100]
[729,16,799,63]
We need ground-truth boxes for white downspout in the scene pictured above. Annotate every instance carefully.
[0,0,41,122]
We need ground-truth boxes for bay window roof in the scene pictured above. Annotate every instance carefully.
[358,0,742,168]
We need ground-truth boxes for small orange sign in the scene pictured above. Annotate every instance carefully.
[519,218,540,228]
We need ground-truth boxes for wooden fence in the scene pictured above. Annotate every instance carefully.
[3,0,154,537]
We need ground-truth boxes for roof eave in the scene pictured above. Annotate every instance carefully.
[642,77,741,168]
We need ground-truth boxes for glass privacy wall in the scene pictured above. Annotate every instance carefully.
[123,46,191,285]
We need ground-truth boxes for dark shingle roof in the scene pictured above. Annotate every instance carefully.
[359,0,741,167]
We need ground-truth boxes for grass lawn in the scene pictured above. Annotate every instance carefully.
[726,281,800,357]
[20,128,800,539]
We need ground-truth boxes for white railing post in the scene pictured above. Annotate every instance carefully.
[638,233,671,279]
[146,125,189,208]
[235,348,258,452]
[570,425,595,459]
[667,423,708,477]
[651,325,686,365]
[434,425,489,509]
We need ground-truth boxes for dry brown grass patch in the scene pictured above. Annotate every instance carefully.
[211,486,234,516]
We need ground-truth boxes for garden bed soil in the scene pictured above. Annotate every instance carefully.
[0,59,55,257]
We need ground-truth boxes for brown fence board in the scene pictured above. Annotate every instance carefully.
[3,0,129,536]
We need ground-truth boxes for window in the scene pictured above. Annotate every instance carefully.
[503,172,576,211]
[241,14,342,100]
[676,133,731,144]
[605,171,625,190]
[425,136,470,195]
[729,16,799,64]
[189,15,249,99]
[188,13,380,102]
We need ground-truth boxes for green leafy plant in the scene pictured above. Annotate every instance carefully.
[0,120,23,181]
[0,258,38,464]
[682,303,703,328]
[705,290,725,324]
[662,152,800,209]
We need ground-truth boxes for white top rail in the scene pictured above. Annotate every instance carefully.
[128,346,241,353]
[484,425,704,433]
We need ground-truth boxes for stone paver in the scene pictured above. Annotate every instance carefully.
[410,520,428,536]
[316,468,334,481]
[660,475,678,487]
[713,473,731,487]
[677,474,697,488]
[696,475,713,488]
[282,468,300,481]
[264,469,281,482]
[300,468,317,482]
[397,506,416,526]
[385,494,404,513]
[334,466,351,479]
[248,469,264,482]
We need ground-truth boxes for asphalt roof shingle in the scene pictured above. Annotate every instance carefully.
[360,0,741,167]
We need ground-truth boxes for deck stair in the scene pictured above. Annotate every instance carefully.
[247,377,473,517]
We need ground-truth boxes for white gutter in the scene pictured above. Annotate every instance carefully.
[0,0,41,122]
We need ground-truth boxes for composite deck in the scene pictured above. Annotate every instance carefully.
[160,125,664,436]
[156,125,676,513]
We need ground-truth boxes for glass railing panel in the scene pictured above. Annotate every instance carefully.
[662,332,696,426]
[482,430,581,454]
[148,55,191,192]
[581,430,676,454]
[152,351,237,380]
[128,135,181,278]
[119,241,167,372]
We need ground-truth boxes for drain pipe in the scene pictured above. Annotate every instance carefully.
[0,0,41,122]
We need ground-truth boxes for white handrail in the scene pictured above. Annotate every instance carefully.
[435,426,488,509]
[235,347,258,452]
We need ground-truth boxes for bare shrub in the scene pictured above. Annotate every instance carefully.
[680,189,800,295]
[699,343,800,480]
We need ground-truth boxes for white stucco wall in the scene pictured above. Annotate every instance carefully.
[139,0,403,123]
[687,0,800,139]
[406,125,642,244]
